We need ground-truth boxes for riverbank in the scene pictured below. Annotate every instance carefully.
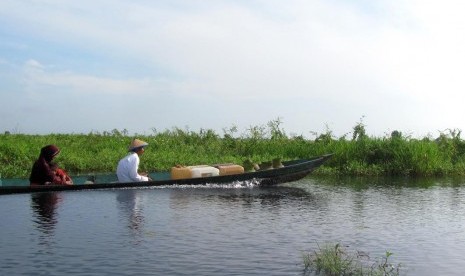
[2,121,465,178]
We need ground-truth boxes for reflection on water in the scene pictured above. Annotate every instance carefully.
[116,190,145,242]
[31,192,62,235]
[215,186,319,207]
[168,186,322,213]
[30,192,63,252]
[311,175,465,189]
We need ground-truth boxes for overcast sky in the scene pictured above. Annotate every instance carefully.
[1,0,464,138]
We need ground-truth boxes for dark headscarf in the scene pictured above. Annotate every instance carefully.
[40,145,60,162]
[29,145,61,185]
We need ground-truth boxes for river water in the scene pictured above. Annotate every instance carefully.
[1,176,464,275]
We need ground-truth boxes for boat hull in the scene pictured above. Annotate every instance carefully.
[0,154,332,195]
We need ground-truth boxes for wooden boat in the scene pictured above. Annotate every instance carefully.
[0,154,332,195]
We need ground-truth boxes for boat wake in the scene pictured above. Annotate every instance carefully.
[203,178,262,189]
[126,178,263,190]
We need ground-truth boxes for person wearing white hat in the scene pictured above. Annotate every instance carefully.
[116,139,151,182]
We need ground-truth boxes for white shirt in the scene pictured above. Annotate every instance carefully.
[116,152,149,182]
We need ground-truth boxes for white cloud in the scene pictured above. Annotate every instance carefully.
[21,59,172,96]
[24,59,44,70]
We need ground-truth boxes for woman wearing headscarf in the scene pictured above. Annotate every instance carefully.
[116,139,151,183]
[29,145,73,185]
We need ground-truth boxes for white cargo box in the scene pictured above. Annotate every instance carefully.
[188,165,220,178]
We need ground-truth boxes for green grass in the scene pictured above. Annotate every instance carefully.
[303,243,401,276]
[2,119,465,178]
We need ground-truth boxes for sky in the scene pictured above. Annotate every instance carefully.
[1,0,465,138]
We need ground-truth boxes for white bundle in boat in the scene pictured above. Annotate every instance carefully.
[171,165,219,180]
[189,165,220,178]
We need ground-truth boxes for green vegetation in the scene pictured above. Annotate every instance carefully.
[303,243,401,276]
[2,118,465,178]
